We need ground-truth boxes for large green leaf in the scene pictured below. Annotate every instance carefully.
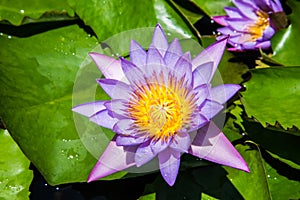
[271,0,300,66]
[242,67,300,129]
[243,120,300,165]
[0,129,33,200]
[170,0,204,24]
[67,0,195,41]
[226,143,300,199]
[191,0,233,17]
[225,144,272,200]
[264,161,300,200]
[0,0,74,25]
[0,25,102,185]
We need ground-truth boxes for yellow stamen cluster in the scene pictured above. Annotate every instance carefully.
[247,10,270,41]
[127,76,196,141]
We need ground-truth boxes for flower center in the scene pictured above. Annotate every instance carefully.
[246,10,270,41]
[127,78,196,141]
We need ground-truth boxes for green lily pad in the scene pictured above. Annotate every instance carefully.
[191,0,233,17]
[0,0,74,25]
[67,0,195,41]
[170,0,204,24]
[271,0,300,66]
[225,144,272,200]
[264,161,300,199]
[241,67,300,129]
[0,129,33,200]
[0,25,102,185]
[243,120,300,165]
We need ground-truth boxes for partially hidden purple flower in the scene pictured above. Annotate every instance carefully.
[73,24,249,186]
[212,0,286,51]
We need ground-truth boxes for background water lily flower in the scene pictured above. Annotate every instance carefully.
[212,0,286,51]
[73,24,249,186]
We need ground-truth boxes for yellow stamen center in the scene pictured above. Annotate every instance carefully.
[247,10,270,41]
[127,78,196,141]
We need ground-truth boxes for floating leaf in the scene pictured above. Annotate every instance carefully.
[0,0,74,25]
[191,0,233,17]
[271,0,300,66]
[243,120,300,165]
[0,25,102,185]
[67,0,195,41]
[264,161,300,199]
[0,129,33,200]
[242,67,300,129]
[225,144,272,200]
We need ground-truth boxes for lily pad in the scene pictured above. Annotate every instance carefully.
[191,0,233,17]
[271,0,300,66]
[0,25,101,185]
[67,0,195,41]
[0,0,74,25]
[0,129,33,200]
[225,144,272,200]
[241,67,300,129]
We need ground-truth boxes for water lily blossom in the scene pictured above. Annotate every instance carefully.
[73,24,249,186]
[212,0,287,51]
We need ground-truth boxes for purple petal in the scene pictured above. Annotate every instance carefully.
[150,139,170,155]
[224,7,243,18]
[241,41,257,50]
[105,99,128,119]
[200,100,224,120]
[192,62,213,88]
[113,119,135,135]
[145,47,167,81]
[255,41,271,49]
[174,52,192,85]
[169,132,191,153]
[97,79,131,100]
[208,84,241,104]
[229,33,253,44]
[89,109,118,129]
[252,0,270,11]
[130,40,147,67]
[146,46,166,69]
[72,101,106,117]
[232,0,257,20]
[192,37,228,82]
[189,113,209,132]
[270,0,283,12]
[261,26,275,40]
[217,27,241,37]
[212,16,229,26]
[116,135,149,146]
[150,24,169,57]
[120,58,144,85]
[88,139,136,182]
[89,53,127,82]
[164,38,183,68]
[226,18,253,32]
[189,122,249,172]
[194,84,210,106]
[158,148,181,186]
[135,141,157,167]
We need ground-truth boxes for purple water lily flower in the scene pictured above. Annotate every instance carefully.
[73,24,249,186]
[212,0,285,51]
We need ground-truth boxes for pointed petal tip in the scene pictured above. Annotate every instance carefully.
[155,23,162,29]
[164,176,176,186]
[87,174,98,183]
